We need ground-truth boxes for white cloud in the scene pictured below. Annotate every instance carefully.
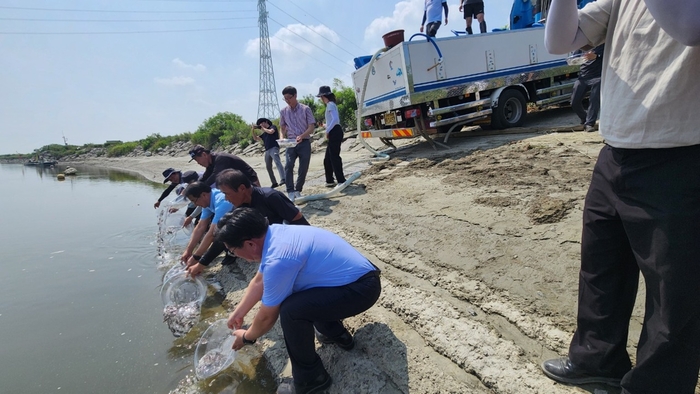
[154,76,195,86]
[172,58,206,71]
[364,0,464,42]
[245,24,342,71]
[364,0,424,42]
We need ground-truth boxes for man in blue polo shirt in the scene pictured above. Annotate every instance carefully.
[185,169,309,277]
[180,182,233,265]
[217,208,381,394]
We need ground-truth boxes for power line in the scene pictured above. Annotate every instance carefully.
[0,26,255,35]
[277,0,366,53]
[0,16,255,22]
[272,36,349,76]
[0,5,253,13]
[266,1,357,58]
[268,17,353,70]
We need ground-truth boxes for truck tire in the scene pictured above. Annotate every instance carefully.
[492,89,527,129]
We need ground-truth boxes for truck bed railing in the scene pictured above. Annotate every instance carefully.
[428,98,492,116]
[430,109,493,128]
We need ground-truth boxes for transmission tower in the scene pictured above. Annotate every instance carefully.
[257,0,280,120]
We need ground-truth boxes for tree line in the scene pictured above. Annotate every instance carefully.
[2,80,357,160]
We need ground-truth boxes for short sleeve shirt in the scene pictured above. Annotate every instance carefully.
[259,125,280,151]
[280,103,315,140]
[201,152,258,187]
[200,188,234,224]
[578,0,700,148]
[259,225,376,307]
[245,187,300,224]
[425,0,447,24]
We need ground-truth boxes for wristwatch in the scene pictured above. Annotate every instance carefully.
[242,331,256,345]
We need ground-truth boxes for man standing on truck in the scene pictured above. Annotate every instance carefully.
[459,0,486,34]
[542,0,700,392]
[570,44,604,132]
[420,0,448,38]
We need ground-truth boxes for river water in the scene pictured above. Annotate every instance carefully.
[0,164,274,394]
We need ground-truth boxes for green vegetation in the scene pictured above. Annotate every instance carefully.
[107,141,138,157]
[191,112,253,148]
[2,86,359,160]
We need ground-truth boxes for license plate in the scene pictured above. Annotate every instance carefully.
[384,112,397,125]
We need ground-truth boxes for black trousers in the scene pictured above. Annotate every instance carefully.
[323,125,347,184]
[278,270,381,385]
[569,144,700,393]
[571,77,601,127]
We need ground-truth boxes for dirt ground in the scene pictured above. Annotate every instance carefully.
[75,107,678,393]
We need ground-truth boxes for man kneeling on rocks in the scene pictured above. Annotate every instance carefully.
[218,207,381,394]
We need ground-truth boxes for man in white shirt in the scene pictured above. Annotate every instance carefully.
[542,0,700,392]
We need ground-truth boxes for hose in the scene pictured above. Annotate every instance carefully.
[294,171,362,204]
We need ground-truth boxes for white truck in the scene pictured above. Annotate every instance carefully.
[352,25,579,146]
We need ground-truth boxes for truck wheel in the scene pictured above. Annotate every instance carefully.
[492,89,527,129]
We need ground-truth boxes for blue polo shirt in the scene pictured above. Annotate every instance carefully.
[200,188,234,224]
[259,224,375,307]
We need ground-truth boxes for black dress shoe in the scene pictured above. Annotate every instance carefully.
[315,330,355,351]
[294,371,332,394]
[541,357,622,386]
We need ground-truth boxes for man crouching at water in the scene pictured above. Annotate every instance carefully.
[217,208,381,394]
[185,169,309,277]
[180,182,233,265]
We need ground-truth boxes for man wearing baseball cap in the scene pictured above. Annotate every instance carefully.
[188,145,260,187]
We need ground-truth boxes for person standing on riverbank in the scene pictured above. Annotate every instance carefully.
[185,169,309,277]
[252,118,285,188]
[279,86,316,202]
[217,207,381,394]
[570,44,604,132]
[316,86,347,188]
[542,0,700,392]
[188,145,260,188]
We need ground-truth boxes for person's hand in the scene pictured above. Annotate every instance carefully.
[583,51,597,61]
[182,216,193,228]
[154,201,161,209]
[227,310,246,330]
[184,256,198,268]
[231,329,247,351]
[186,262,205,277]
[181,250,192,263]
[168,207,180,214]
[459,5,463,12]
[295,135,302,143]
[419,25,424,33]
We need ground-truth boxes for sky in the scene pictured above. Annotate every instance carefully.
[0,0,513,154]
